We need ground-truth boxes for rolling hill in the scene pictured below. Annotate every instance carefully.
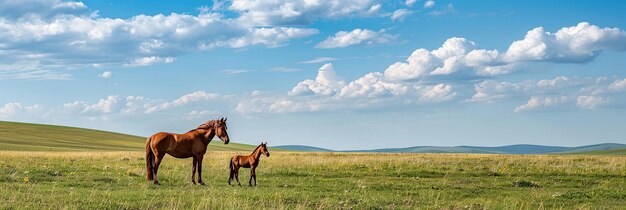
[0,121,256,151]
[277,143,626,154]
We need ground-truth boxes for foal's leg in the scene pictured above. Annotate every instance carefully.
[197,155,205,185]
[228,163,234,185]
[249,166,255,186]
[253,169,257,186]
[235,166,241,186]
[191,157,197,184]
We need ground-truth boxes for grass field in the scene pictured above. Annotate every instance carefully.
[1,151,624,209]
[0,121,256,151]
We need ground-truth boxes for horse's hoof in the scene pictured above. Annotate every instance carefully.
[192,182,196,185]
[199,182,205,185]
[153,182,161,185]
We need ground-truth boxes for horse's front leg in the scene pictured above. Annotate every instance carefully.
[249,166,255,186]
[197,155,205,185]
[191,157,197,184]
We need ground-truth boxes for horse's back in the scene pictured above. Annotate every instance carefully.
[233,155,252,168]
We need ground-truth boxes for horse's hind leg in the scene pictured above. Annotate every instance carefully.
[153,154,165,185]
[191,157,197,184]
[235,167,241,186]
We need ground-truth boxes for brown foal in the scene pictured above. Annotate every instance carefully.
[229,142,270,186]
[146,118,230,185]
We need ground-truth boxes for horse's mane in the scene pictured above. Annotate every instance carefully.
[188,119,220,133]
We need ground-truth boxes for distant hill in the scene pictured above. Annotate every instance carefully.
[272,145,334,152]
[276,143,626,154]
[0,121,256,151]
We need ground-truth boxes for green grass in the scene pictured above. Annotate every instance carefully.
[567,148,626,155]
[0,121,256,151]
[0,151,624,209]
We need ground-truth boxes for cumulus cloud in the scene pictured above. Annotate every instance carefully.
[0,0,321,79]
[229,0,381,26]
[289,63,346,96]
[0,102,44,119]
[383,37,498,80]
[315,29,396,49]
[237,62,461,114]
[382,23,626,81]
[99,71,112,79]
[576,95,606,109]
[418,84,456,103]
[503,22,626,63]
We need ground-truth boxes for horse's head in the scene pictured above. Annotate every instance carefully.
[199,117,230,144]
[214,117,230,144]
[260,142,270,157]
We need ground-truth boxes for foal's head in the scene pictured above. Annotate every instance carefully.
[199,117,230,144]
[259,142,270,157]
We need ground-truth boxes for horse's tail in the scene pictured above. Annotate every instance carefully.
[146,136,154,181]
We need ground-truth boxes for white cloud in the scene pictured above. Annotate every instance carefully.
[424,0,435,8]
[384,37,494,80]
[607,78,626,91]
[125,57,175,67]
[406,0,418,7]
[0,61,72,80]
[514,96,569,112]
[145,91,221,113]
[337,72,408,98]
[504,22,626,63]
[391,9,412,22]
[0,102,44,119]
[289,63,346,96]
[418,84,456,103]
[299,57,337,64]
[99,71,112,79]
[0,0,89,20]
[576,95,606,109]
[315,29,396,49]
[229,0,381,26]
[382,22,626,81]
[0,102,23,115]
[186,110,220,120]
[0,1,320,78]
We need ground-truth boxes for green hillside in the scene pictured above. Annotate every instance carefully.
[0,121,256,151]
[566,148,626,155]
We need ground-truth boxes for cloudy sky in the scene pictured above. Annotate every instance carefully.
[1,0,626,149]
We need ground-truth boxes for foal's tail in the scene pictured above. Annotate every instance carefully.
[229,157,234,172]
[145,137,154,181]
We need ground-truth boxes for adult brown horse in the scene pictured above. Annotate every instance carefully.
[146,118,230,185]
[228,142,270,186]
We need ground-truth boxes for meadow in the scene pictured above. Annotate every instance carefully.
[1,151,624,209]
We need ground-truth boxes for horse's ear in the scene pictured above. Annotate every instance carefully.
[224,117,227,122]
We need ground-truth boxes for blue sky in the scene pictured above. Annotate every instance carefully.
[1,0,626,150]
